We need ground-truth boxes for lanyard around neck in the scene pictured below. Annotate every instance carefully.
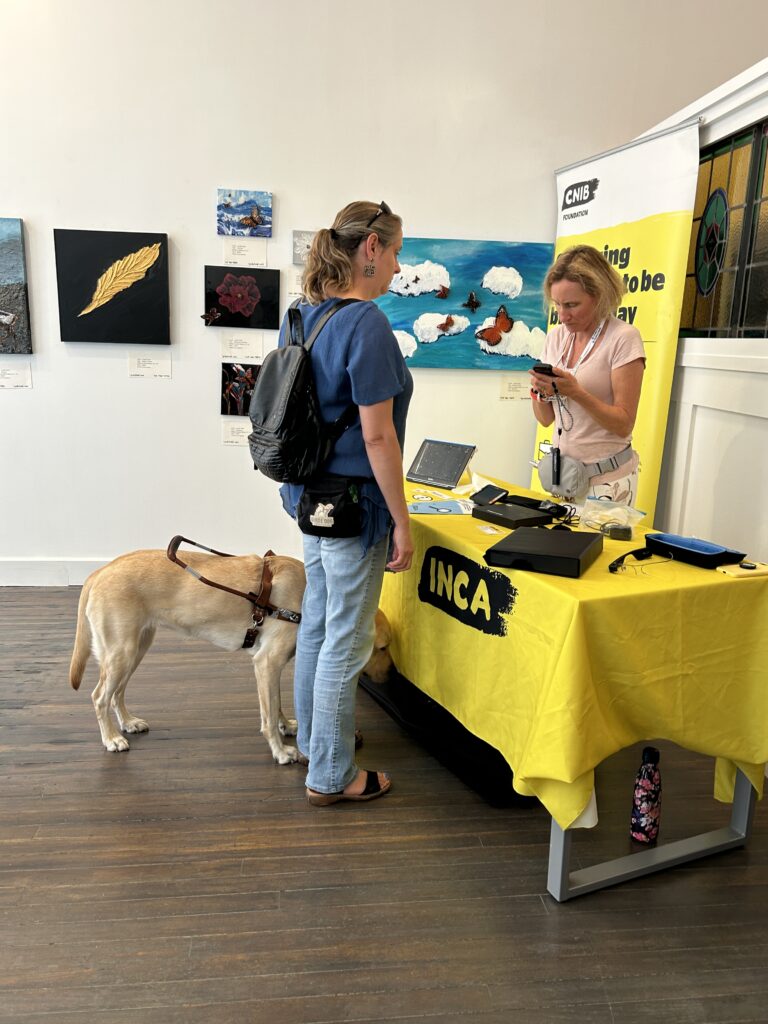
[562,318,606,374]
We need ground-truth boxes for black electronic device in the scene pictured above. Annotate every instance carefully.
[502,493,540,508]
[483,527,603,578]
[532,363,556,376]
[503,493,570,518]
[470,483,509,505]
[472,504,555,530]
[406,439,477,489]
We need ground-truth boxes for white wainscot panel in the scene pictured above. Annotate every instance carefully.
[656,339,768,560]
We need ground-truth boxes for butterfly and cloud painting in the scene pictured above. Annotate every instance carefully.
[217,189,273,237]
[0,218,32,354]
[375,237,554,369]
[54,229,170,344]
[204,266,280,330]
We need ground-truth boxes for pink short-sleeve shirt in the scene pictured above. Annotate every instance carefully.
[540,317,646,483]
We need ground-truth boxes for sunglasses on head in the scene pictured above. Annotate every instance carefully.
[366,200,392,228]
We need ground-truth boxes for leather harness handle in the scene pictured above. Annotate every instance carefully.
[165,537,297,625]
[167,534,235,561]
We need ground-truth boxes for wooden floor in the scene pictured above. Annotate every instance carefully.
[1,586,767,1023]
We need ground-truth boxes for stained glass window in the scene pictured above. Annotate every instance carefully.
[680,120,768,337]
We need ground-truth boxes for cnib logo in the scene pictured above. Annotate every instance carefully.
[562,178,599,211]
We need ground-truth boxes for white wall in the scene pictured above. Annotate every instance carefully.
[2,0,768,583]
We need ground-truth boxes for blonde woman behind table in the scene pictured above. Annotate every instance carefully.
[529,244,646,506]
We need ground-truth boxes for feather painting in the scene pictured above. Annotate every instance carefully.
[78,243,161,317]
[54,229,170,344]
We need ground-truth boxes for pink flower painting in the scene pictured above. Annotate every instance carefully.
[204,266,280,330]
[216,274,261,318]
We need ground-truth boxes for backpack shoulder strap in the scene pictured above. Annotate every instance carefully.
[286,298,303,346]
[299,298,362,445]
[307,299,362,439]
[330,401,359,437]
[304,298,360,351]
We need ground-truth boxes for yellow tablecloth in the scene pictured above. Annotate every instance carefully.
[381,484,768,829]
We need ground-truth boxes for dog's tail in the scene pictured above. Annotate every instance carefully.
[69,575,94,690]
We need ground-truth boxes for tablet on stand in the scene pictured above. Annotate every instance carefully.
[406,439,476,489]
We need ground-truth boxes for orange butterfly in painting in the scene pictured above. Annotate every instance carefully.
[476,305,512,346]
[240,205,263,228]
[437,314,454,332]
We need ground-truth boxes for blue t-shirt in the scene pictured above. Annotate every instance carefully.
[279,298,413,550]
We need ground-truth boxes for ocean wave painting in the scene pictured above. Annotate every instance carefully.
[376,237,554,370]
[217,188,273,238]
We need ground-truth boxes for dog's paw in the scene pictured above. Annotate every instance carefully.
[280,717,298,737]
[274,744,300,765]
[104,735,130,752]
[122,717,149,734]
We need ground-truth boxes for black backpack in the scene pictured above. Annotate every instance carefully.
[247,298,358,482]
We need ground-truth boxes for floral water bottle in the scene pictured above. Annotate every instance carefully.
[630,746,661,844]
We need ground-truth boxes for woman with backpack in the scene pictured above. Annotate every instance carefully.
[280,200,413,805]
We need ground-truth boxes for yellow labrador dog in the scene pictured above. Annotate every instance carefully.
[70,547,393,761]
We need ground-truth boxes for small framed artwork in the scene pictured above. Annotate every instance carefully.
[292,230,316,265]
[204,266,279,330]
[217,188,273,237]
[0,218,32,354]
[54,229,170,344]
[221,361,260,416]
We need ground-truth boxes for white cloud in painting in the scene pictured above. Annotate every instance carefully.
[393,330,417,358]
[475,316,546,358]
[482,266,523,299]
[413,313,469,344]
[389,260,450,297]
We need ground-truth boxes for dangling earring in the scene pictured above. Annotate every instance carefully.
[364,260,375,277]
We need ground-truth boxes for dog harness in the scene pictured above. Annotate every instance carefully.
[166,535,302,649]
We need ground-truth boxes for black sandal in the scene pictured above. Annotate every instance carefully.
[306,770,391,806]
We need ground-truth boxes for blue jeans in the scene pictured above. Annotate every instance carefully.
[295,533,389,794]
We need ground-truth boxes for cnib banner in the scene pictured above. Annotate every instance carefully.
[532,122,700,521]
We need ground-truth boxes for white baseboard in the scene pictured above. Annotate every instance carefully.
[0,560,107,587]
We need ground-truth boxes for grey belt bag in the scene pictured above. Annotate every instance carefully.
[538,445,634,501]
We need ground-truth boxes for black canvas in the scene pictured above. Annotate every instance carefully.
[54,228,170,344]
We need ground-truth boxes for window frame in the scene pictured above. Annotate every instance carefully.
[680,118,768,338]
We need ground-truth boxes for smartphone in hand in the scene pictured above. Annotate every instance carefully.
[532,363,556,376]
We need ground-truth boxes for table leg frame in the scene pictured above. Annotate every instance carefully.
[547,768,757,902]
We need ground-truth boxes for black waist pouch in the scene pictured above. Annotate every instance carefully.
[297,475,365,537]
